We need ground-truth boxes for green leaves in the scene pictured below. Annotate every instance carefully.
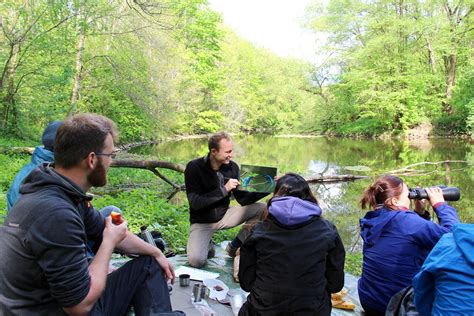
[307,0,473,136]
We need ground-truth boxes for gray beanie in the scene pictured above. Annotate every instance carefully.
[42,121,63,151]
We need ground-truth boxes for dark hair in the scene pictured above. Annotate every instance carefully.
[208,132,232,151]
[273,173,318,203]
[360,175,404,210]
[260,173,318,221]
[54,113,118,169]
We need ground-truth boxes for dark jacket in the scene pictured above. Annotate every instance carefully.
[358,204,459,314]
[413,223,474,316]
[6,146,54,212]
[238,196,345,316]
[0,164,104,315]
[184,155,240,223]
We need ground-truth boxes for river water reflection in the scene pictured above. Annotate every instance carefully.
[136,135,473,252]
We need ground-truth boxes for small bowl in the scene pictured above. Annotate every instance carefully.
[179,274,190,287]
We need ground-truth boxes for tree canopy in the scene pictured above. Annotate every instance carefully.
[306,0,473,136]
[0,0,472,141]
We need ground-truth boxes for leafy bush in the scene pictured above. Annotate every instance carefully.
[194,110,224,133]
[336,118,386,136]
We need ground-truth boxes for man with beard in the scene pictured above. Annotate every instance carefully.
[185,132,264,267]
[0,114,182,316]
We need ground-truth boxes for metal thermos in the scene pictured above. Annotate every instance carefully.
[192,283,207,302]
[140,226,157,247]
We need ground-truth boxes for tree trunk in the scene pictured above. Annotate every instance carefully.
[1,42,20,130]
[427,40,436,73]
[443,53,456,114]
[68,26,85,116]
[441,2,464,116]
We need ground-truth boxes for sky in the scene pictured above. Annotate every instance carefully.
[208,0,321,63]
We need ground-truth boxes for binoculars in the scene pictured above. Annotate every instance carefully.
[408,186,460,201]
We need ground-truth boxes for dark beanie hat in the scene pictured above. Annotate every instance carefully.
[42,120,63,151]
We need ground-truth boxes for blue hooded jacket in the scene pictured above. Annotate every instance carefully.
[413,223,474,316]
[358,204,459,313]
[6,146,54,212]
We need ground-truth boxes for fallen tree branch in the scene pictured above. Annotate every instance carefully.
[116,141,161,152]
[0,147,35,154]
[111,159,185,192]
[305,174,369,183]
[387,160,468,176]
[111,159,185,173]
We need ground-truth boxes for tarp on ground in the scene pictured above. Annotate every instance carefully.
[164,241,363,316]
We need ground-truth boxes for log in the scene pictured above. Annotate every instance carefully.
[116,141,161,152]
[111,159,185,173]
[111,159,185,191]
[0,147,35,154]
[305,174,368,183]
[111,160,369,184]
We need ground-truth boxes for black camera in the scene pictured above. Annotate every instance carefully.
[408,186,460,201]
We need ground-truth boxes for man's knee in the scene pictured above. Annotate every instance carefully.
[187,253,206,268]
[130,255,164,276]
[99,205,122,217]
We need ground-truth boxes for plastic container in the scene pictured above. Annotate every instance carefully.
[203,278,229,301]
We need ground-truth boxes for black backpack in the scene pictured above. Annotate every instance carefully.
[385,286,419,316]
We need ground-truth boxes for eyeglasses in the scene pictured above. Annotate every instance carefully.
[95,152,116,159]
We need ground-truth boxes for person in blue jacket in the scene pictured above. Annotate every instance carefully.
[6,120,62,212]
[358,175,459,316]
[413,223,474,316]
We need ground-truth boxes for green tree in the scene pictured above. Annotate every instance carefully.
[307,0,473,136]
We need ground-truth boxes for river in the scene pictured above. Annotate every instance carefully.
[134,135,473,251]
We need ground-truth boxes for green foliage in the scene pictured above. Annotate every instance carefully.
[218,30,320,134]
[442,64,474,135]
[0,154,30,192]
[307,0,473,136]
[0,0,471,143]
[93,189,191,252]
[194,110,224,133]
[345,252,363,277]
[0,150,31,220]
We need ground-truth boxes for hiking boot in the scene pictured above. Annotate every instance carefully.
[207,241,216,259]
[225,243,238,258]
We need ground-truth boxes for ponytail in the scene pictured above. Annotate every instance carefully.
[360,175,404,210]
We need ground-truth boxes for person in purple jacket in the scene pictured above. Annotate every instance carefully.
[238,173,345,316]
[358,175,459,316]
